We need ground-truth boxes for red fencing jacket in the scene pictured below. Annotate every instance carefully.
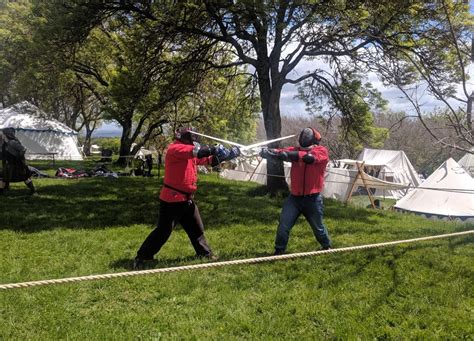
[278,145,329,196]
[159,141,212,202]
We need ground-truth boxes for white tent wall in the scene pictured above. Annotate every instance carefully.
[394,158,474,221]
[12,131,50,155]
[20,130,83,161]
[323,168,354,201]
[323,165,414,202]
[0,102,83,161]
[220,158,291,185]
[355,148,421,199]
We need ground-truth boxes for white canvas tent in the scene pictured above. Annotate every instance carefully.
[458,148,474,177]
[323,162,412,203]
[335,148,421,199]
[0,101,83,160]
[394,158,474,221]
[220,157,291,185]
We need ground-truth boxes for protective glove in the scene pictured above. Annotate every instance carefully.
[211,144,228,160]
[259,147,269,158]
[196,144,212,158]
[211,155,220,168]
[302,153,315,164]
[227,146,241,160]
[259,148,279,159]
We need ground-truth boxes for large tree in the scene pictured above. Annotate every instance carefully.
[73,1,470,191]
[31,2,259,165]
[0,1,103,149]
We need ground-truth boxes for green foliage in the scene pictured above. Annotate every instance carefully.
[0,167,472,339]
[25,4,258,157]
[0,1,34,105]
[171,66,259,145]
[90,137,121,154]
[298,69,389,155]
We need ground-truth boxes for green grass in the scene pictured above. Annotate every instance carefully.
[0,167,473,339]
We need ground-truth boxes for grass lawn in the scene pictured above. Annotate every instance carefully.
[0,166,473,339]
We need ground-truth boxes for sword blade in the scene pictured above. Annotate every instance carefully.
[189,131,246,148]
[240,135,295,150]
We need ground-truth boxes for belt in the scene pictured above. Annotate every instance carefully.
[164,183,193,199]
[293,192,320,198]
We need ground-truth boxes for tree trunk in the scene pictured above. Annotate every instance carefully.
[258,70,287,194]
[82,123,93,156]
[117,121,133,166]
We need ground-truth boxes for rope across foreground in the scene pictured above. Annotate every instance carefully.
[1,230,473,290]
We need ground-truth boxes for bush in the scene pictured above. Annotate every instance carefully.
[91,137,121,154]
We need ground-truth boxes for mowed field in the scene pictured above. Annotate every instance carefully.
[0,166,473,339]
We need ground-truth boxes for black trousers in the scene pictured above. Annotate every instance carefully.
[136,200,212,259]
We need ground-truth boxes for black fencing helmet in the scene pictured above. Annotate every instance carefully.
[175,127,198,144]
[2,127,16,140]
[298,127,321,148]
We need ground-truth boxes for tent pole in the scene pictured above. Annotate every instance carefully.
[345,164,362,204]
[249,157,262,182]
[357,161,376,209]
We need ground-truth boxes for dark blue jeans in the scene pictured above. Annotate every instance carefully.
[275,193,331,252]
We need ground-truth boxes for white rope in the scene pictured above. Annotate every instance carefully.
[0,230,472,290]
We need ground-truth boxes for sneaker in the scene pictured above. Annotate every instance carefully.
[321,246,332,251]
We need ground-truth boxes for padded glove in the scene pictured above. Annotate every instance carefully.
[196,144,213,158]
[259,148,280,159]
[227,146,241,160]
[302,153,315,164]
[211,155,220,167]
[211,144,228,160]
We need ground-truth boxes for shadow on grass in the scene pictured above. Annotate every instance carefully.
[110,234,473,273]
[0,176,382,233]
[111,248,295,271]
[111,254,231,271]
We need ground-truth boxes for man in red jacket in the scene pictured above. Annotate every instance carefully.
[134,127,239,269]
[260,127,332,255]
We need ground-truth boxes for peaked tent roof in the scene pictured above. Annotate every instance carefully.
[0,101,77,135]
[0,101,83,160]
[458,148,474,177]
[357,148,420,184]
[394,158,474,220]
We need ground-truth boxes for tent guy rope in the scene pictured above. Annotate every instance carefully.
[1,230,472,290]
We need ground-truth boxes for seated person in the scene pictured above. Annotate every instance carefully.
[0,128,36,195]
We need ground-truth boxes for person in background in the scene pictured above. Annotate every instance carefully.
[144,154,153,177]
[0,128,36,195]
[133,127,240,269]
[260,127,331,255]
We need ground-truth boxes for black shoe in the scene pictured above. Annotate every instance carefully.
[273,249,285,256]
[321,246,332,251]
[132,258,153,270]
